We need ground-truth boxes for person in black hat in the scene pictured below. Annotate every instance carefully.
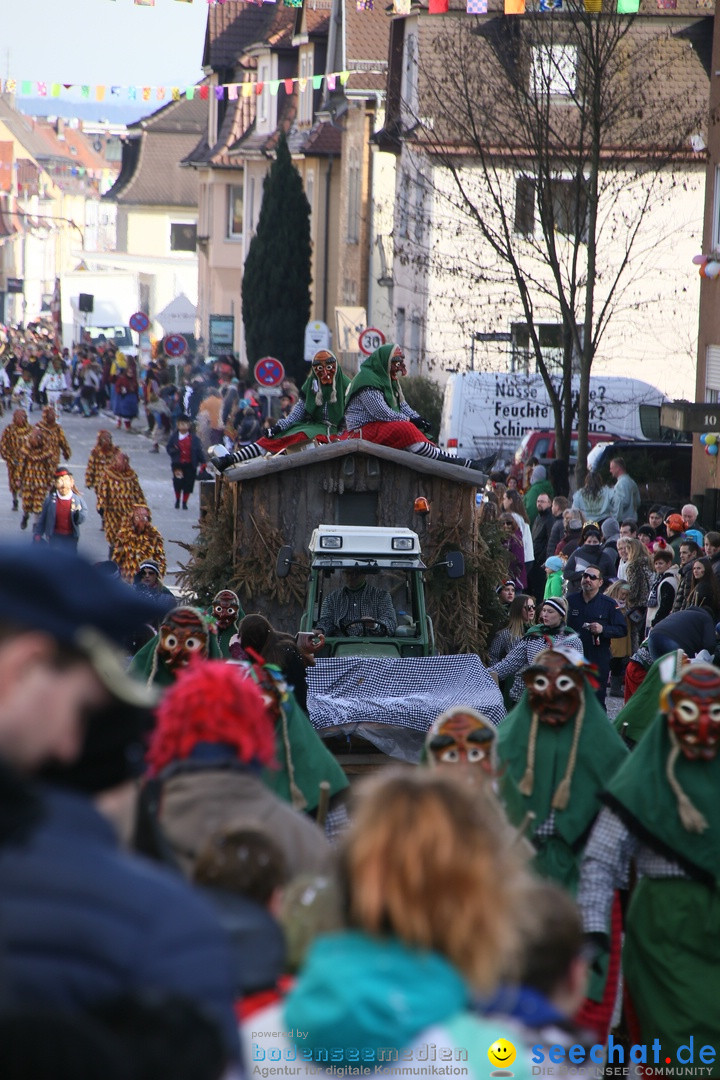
[166,415,204,511]
[33,467,87,549]
[0,542,165,771]
[0,542,240,1062]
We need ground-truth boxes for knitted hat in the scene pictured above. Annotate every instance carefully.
[496,580,515,595]
[566,511,584,531]
[541,596,567,621]
[530,465,547,483]
[581,523,602,542]
[601,517,620,540]
[544,556,564,572]
[684,529,704,547]
[666,513,685,533]
[137,560,161,576]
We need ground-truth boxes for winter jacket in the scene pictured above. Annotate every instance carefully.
[33,490,87,542]
[645,566,679,631]
[156,762,331,880]
[0,786,239,1058]
[166,430,204,470]
[490,626,584,703]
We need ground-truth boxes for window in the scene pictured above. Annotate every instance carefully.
[713,168,720,251]
[257,60,271,128]
[347,148,361,244]
[248,177,256,235]
[549,177,588,242]
[706,345,720,403]
[413,173,427,243]
[511,323,565,374]
[227,184,243,239]
[170,223,197,252]
[514,177,536,236]
[396,307,406,351]
[531,44,577,98]
[401,30,418,122]
[298,49,314,126]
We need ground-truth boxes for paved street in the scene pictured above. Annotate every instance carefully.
[0,406,202,587]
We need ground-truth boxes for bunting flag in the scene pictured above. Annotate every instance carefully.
[429,0,449,10]
[539,0,562,8]
[656,0,677,7]
[466,0,488,11]
[394,0,412,10]
[504,0,525,12]
[2,70,356,102]
[616,0,638,10]
[134,0,155,5]
[584,0,602,10]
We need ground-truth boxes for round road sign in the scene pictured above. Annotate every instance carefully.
[164,334,187,358]
[254,357,285,387]
[358,327,386,355]
[129,311,150,333]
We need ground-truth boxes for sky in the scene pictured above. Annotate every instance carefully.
[3,0,209,97]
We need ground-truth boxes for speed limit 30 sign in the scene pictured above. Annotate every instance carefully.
[358,328,386,356]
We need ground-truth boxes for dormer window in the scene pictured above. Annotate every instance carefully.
[298,47,314,125]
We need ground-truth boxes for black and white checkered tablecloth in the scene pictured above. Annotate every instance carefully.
[307,654,506,733]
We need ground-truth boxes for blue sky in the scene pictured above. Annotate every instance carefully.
[3,0,209,90]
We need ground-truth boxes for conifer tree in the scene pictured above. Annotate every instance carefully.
[242,132,312,382]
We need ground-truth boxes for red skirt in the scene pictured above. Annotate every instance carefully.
[575,891,623,1044]
[256,433,338,452]
[624,660,648,703]
[343,421,429,449]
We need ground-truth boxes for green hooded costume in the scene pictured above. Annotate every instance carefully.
[497,678,628,893]
[278,362,352,441]
[613,650,684,746]
[129,627,223,687]
[245,660,348,813]
[603,698,720,1054]
[345,343,405,413]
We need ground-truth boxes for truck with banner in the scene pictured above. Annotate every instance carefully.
[439,372,665,470]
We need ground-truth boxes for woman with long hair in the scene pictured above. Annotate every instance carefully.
[499,513,527,589]
[623,537,653,653]
[684,556,720,620]
[572,470,614,522]
[278,770,531,1075]
[488,593,536,664]
[502,489,533,568]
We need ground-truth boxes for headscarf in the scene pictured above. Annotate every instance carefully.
[346,343,404,412]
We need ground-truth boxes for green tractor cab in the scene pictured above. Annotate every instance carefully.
[277,524,464,658]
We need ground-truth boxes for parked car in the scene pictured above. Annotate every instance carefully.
[587,440,692,514]
[508,429,623,483]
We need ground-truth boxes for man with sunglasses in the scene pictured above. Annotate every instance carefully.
[567,567,627,707]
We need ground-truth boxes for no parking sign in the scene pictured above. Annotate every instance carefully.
[254,357,285,386]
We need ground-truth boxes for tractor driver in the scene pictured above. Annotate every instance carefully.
[314,568,397,638]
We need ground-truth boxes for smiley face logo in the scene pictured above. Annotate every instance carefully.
[487,1039,516,1073]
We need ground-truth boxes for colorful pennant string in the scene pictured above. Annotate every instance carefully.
[1,71,355,104]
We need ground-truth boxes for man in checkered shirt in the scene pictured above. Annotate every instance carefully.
[314,568,397,637]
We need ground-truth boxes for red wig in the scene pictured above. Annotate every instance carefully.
[146,659,276,776]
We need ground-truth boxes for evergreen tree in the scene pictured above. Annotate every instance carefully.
[242,132,312,383]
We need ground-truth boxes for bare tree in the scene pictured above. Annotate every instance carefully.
[396,3,710,479]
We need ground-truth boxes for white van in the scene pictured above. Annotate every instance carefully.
[439,372,664,468]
